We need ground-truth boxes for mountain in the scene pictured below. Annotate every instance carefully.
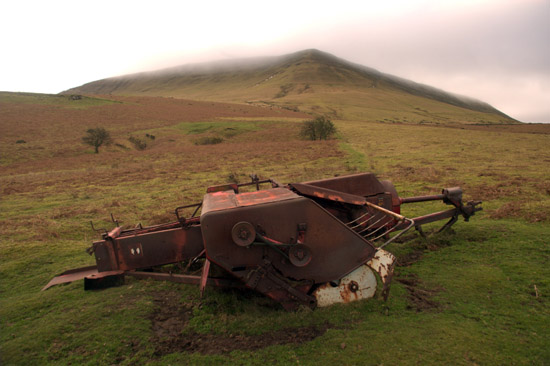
[64,49,517,124]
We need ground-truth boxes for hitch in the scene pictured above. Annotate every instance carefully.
[400,187,482,231]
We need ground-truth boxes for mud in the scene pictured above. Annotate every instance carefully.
[396,250,424,267]
[396,274,443,312]
[149,291,330,356]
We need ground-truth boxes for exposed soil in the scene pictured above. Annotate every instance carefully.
[467,175,537,201]
[487,200,548,223]
[396,274,444,312]
[149,291,330,356]
[396,250,424,267]
[393,230,450,267]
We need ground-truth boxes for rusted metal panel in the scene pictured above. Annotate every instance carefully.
[380,179,401,214]
[289,183,367,206]
[94,225,204,272]
[400,193,446,204]
[366,249,395,284]
[84,270,125,290]
[127,271,244,288]
[201,188,299,214]
[206,183,238,193]
[201,195,377,284]
[199,259,211,298]
[41,266,99,291]
[314,265,377,306]
[313,249,396,307]
[303,172,386,197]
[42,266,125,291]
[406,209,458,227]
[366,249,396,300]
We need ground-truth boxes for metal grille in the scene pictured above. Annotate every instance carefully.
[346,201,415,249]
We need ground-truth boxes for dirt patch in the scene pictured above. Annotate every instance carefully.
[396,250,424,267]
[488,201,549,223]
[166,325,329,356]
[150,291,193,343]
[394,229,457,267]
[467,177,535,201]
[397,274,443,312]
[488,201,523,220]
[149,291,330,356]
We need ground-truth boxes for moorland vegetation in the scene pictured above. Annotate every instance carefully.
[0,50,548,365]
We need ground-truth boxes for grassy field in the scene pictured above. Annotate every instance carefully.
[1,93,549,365]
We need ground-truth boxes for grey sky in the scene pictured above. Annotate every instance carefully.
[1,0,548,122]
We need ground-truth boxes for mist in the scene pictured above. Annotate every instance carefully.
[1,0,548,122]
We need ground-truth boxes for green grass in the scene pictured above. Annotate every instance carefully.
[176,120,264,138]
[0,91,119,108]
[336,120,550,222]
[2,221,547,365]
[0,95,549,365]
[337,142,369,171]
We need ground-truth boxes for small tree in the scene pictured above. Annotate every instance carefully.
[300,116,336,140]
[82,127,112,153]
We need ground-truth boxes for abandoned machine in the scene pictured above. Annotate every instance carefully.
[44,173,481,310]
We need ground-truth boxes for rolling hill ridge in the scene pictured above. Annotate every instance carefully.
[65,49,517,124]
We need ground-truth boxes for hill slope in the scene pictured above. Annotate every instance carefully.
[65,49,517,124]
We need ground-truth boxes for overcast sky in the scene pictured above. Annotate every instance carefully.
[1,0,548,122]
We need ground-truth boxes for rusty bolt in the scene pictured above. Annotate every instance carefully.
[238,229,249,240]
[349,281,359,293]
[294,249,305,260]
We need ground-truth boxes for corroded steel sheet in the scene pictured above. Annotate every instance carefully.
[303,172,386,197]
[42,266,99,291]
[201,187,299,214]
[314,265,377,306]
[201,195,376,284]
[94,225,204,272]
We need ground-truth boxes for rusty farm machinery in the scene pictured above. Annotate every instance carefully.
[43,173,481,310]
